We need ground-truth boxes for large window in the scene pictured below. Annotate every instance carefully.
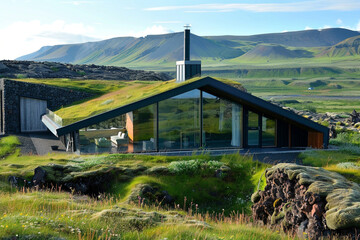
[131,104,157,152]
[79,114,127,154]
[262,116,276,146]
[247,111,260,146]
[78,104,157,153]
[202,92,242,148]
[158,90,200,150]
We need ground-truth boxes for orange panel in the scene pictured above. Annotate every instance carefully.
[126,112,134,141]
[308,131,323,149]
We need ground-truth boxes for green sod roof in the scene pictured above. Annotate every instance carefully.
[48,77,245,126]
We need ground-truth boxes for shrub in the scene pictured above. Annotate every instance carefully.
[168,159,223,175]
[336,162,360,170]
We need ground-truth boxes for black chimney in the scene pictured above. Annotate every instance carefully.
[184,28,190,61]
[176,25,201,82]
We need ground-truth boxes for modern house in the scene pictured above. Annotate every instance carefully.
[41,76,329,154]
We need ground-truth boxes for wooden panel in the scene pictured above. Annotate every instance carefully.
[20,97,47,132]
[308,131,323,149]
[126,112,134,141]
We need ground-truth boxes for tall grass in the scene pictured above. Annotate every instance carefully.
[0,188,294,240]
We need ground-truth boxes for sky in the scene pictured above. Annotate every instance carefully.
[1,0,360,60]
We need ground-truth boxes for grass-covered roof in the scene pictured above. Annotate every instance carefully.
[15,77,245,126]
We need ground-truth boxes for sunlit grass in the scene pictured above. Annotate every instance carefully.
[0,136,20,158]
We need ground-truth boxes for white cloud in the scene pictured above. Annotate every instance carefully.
[145,0,360,13]
[336,18,343,25]
[305,26,313,30]
[0,20,98,60]
[61,1,94,5]
[129,25,173,38]
[153,21,181,24]
[357,21,360,31]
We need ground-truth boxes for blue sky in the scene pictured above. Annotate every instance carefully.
[1,0,360,59]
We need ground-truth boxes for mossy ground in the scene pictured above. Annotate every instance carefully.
[0,136,285,239]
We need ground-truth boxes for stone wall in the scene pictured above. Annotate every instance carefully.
[0,79,93,133]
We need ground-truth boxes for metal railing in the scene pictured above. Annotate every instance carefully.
[45,109,63,127]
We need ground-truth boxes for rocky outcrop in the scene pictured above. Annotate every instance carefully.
[252,163,360,239]
[0,60,171,81]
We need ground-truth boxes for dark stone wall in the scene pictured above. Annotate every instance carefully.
[0,79,93,133]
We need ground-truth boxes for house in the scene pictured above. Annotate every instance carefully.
[41,76,329,154]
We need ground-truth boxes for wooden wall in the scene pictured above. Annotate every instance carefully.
[308,131,324,149]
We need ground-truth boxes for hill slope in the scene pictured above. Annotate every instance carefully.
[238,44,313,60]
[318,35,360,57]
[16,28,360,70]
[18,32,244,65]
[206,28,360,47]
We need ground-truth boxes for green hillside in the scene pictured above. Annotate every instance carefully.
[16,28,360,78]
[318,35,360,57]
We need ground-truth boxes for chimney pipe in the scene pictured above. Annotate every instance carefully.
[184,27,190,61]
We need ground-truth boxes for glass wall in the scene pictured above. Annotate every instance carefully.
[262,116,276,146]
[247,111,260,146]
[79,114,127,154]
[78,104,157,153]
[158,90,200,150]
[77,88,278,154]
[202,92,242,148]
[131,104,157,152]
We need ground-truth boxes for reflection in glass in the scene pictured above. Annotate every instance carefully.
[79,104,157,153]
[131,104,157,152]
[158,90,200,150]
[262,116,276,146]
[202,92,242,148]
[79,114,127,154]
[248,111,259,146]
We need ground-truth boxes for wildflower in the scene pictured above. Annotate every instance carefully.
[6,225,8,228]
[20,213,23,216]
[22,225,25,228]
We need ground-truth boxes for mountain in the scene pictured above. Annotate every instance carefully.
[18,32,244,65]
[318,35,360,57]
[17,28,360,68]
[206,28,360,47]
[238,44,313,60]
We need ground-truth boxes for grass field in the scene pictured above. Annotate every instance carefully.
[0,136,298,240]
[1,133,360,239]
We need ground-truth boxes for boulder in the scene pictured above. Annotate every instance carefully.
[127,183,174,207]
[32,167,47,187]
[252,163,360,239]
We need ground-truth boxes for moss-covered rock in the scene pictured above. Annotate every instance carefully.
[127,183,174,207]
[266,163,360,230]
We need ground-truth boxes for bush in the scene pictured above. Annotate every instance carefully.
[330,132,360,146]
[168,159,223,176]
[336,162,360,170]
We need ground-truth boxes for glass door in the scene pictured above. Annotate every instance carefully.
[247,111,260,147]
